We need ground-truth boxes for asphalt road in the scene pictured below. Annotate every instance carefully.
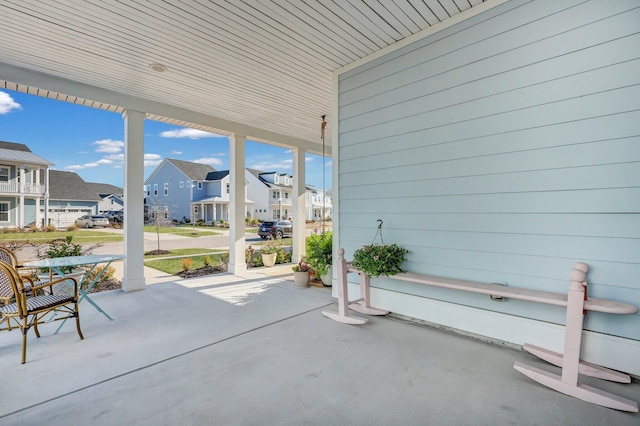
[91,228,264,255]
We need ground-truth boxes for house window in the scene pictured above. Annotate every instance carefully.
[197,182,203,190]
[285,176,289,185]
[153,184,158,196]
[187,180,191,187]
[274,174,279,184]
[285,192,288,199]
[0,202,8,222]
[226,183,229,194]
[179,181,184,188]
[164,183,168,196]
[0,166,9,182]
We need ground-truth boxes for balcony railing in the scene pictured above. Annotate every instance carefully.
[0,181,46,195]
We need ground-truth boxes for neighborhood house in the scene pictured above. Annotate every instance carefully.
[144,158,332,224]
[0,140,123,229]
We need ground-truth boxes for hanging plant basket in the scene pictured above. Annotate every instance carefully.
[351,219,409,278]
[351,243,408,278]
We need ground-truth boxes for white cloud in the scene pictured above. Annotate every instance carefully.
[93,139,124,153]
[65,163,100,170]
[160,128,224,139]
[249,159,293,171]
[169,150,183,155]
[104,153,124,161]
[144,153,162,167]
[192,157,223,166]
[0,92,21,114]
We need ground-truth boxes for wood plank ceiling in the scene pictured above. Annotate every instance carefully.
[0,0,489,149]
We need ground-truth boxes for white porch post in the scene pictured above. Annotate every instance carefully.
[228,133,246,273]
[44,169,50,227]
[18,166,25,228]
[34,168,41,227]
[122,109,146,291]
[292,148,306,262]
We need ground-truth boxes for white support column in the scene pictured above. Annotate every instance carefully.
[292,147,306,262]
[34,168,41,227]
[122,109,146,291]
[228,133,246,274]
[44,169,50,227]
[18,166,25,228]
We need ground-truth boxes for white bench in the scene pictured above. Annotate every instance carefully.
[322,248,639,412]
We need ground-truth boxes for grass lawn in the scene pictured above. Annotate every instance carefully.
[0,230,123,243]
[144,248,225,259]
[144,225,221,237]
[145,252,226,274]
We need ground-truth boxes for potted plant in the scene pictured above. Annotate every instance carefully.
[306,231,332,286]
[291,256,311,288]
[260,239,281,267]
[36,236,85,295]
[351,243,409,278]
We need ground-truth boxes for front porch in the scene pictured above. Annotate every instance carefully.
[1,269,638,425]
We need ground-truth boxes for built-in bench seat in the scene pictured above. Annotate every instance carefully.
[322,248,639,412]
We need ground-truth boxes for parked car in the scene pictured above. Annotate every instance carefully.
[75,215,110,228]
[258,220,293,239]
[105,211,123,224]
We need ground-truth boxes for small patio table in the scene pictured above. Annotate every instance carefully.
[24,254,125,332]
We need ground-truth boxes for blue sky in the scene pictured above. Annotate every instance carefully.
[0,90,331,189]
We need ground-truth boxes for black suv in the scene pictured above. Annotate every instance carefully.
[258,220,293,239]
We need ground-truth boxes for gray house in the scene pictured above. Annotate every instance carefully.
[45,170,103,228]
[88,182,124,214]
[145,158,218,222]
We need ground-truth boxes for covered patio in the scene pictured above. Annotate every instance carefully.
[1,0,638,421]
[1,270,638,425]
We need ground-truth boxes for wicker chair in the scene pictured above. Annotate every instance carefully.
[0,247,53,298]
[0,246,19,269]
[0,260,84,363]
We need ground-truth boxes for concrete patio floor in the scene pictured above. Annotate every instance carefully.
[1,268,638,425]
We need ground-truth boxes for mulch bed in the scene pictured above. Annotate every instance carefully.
[176,264,227,278]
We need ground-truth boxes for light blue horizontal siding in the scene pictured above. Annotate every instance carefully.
[337,0,640,340]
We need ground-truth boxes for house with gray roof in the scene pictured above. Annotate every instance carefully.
[145,158,255,223]
[145,159,331,224]
[88,182,124,214]
[247,169,332,221]
[44,170,104,228]
[0,140,52,228]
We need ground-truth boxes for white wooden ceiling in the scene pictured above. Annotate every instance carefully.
[0,0,492,150]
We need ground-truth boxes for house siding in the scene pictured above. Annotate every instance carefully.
[337,0,640,368]
[145,163,193,222]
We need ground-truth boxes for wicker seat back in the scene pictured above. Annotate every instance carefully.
[0,261,84,363]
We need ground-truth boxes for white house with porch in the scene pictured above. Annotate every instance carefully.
[247,169,332,221]
[0,141,52,229]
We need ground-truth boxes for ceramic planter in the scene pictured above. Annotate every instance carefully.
[294,271,310,288]
[320,266,332,287]
[261,253,277,267]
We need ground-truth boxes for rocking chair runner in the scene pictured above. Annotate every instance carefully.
[0,260,84,363]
